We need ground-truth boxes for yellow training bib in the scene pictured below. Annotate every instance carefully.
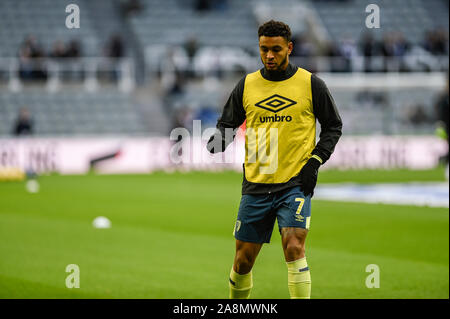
[243,68,316,184]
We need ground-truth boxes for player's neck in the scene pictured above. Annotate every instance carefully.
[261,63,297,82]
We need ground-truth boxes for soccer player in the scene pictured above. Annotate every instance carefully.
[207,20,342,299]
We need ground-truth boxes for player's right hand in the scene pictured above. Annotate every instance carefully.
[206,134,225,153]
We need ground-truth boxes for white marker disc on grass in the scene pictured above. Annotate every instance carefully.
[92,216,111,229]
[26,179,40,193]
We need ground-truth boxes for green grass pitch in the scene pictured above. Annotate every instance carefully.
[0,168,448,298]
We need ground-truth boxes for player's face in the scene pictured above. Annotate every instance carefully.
[259,36,293,71]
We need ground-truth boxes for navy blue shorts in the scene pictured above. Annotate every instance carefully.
[233,186,311,244]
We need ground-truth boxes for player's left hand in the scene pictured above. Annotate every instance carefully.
[299,157,321,197]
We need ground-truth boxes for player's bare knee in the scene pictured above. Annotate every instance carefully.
[234,259,252,274]
[234,251,255,274]
[284,242,305,261]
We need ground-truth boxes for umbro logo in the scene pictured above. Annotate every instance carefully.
[255,94,297,113]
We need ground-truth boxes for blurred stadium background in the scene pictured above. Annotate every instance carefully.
[0,0,448,299]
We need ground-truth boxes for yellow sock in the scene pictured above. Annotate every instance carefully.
[286,257,311,299]
[229,268,253,299]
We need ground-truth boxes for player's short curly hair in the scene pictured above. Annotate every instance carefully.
[258,20,292,42]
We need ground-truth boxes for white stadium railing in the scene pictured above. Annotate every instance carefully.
[0,57,135,93]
